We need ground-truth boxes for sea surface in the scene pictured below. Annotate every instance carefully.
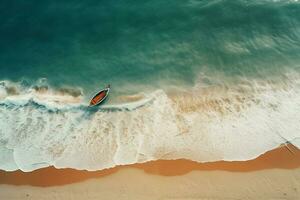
[0,0,300,171]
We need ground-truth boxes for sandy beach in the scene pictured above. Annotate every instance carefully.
[1,1,300,199]
[0,145,299,199]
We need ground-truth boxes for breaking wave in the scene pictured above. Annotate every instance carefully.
[0,73,300,172]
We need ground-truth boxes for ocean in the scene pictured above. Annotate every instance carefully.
[0,0,300,171]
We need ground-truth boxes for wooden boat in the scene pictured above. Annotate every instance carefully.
[89,85,110,107]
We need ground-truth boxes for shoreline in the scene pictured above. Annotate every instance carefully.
[0,144,299,187]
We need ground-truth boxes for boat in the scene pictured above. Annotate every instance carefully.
[89,85,110,107]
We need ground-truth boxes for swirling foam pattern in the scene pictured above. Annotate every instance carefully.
[0,73,299,172]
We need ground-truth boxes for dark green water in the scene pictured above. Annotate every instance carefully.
[0,0,300,95]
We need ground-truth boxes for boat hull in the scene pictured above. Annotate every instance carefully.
[89,88,110,107]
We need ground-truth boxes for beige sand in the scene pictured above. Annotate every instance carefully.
[0,168,300,200]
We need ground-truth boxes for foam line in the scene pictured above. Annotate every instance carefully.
[0,76,299,172]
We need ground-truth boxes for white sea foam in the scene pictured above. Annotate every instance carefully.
[0,73,299,172]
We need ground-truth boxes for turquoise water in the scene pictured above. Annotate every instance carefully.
[1,0,300,97]
[1,0,300,172]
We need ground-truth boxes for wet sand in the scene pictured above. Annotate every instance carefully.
[0,144,299,186]
[0,145,299,199]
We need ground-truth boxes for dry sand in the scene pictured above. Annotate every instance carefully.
[0,145,299,200]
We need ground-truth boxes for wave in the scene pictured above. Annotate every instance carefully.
[0,73,300,172]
